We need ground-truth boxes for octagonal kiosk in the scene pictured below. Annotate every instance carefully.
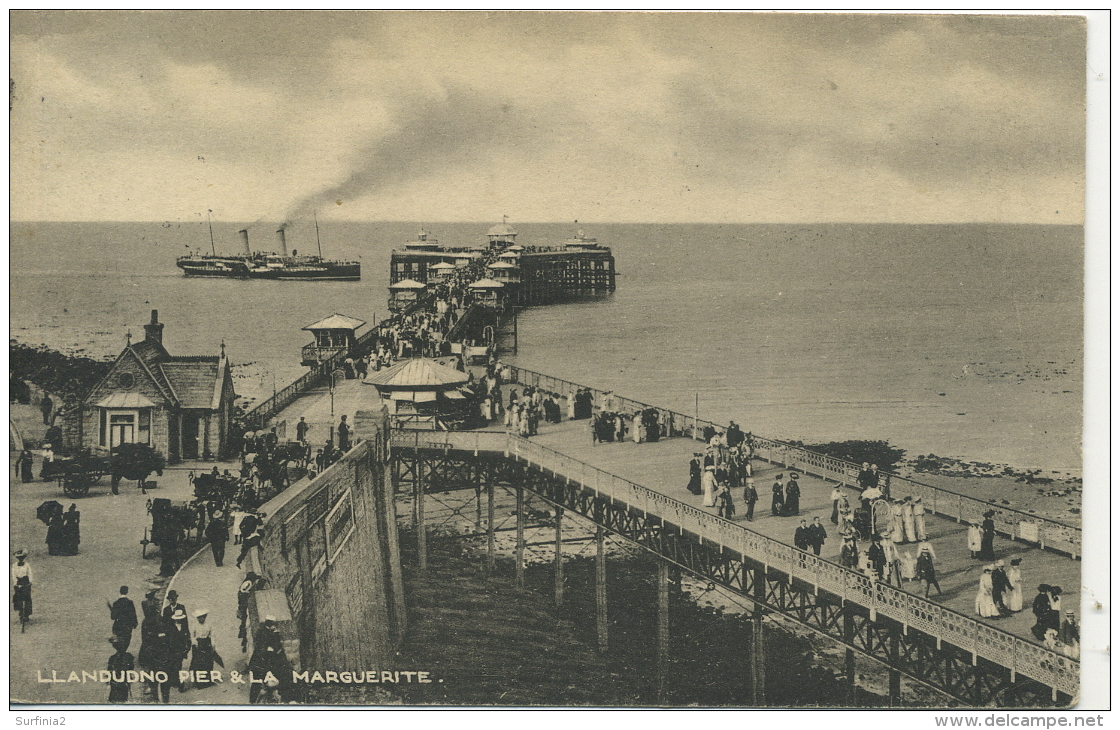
[301,313,366,367]
[364,357,471,430]
[468,278,506,311]
[388,278,427,313]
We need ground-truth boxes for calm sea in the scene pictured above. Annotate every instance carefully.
[8,221,1083,471]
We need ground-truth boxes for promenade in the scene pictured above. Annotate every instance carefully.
[8,445,252,705]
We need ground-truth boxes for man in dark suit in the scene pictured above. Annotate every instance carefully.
[205,511,229,567]
[162,589,187,621]
[794,519,810,550]
[742,478,758,521]
[806,516,828,556]
[108,586,138,651]
[990,560,1014,616]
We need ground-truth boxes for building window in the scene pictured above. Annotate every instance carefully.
[99,408,151,449]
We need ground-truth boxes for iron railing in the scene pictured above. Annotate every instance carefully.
[389,429,1079,698]
[503,365,1081,558]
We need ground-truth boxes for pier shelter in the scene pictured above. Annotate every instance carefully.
[63,310,236,462]
[301,313,366,367]
[363,357,470,429]
[429,261,456,282]
[468,278,506,310]
[388,279,427,312]
[487,217,518,249]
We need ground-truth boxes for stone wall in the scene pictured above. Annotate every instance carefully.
[253,405,405,671]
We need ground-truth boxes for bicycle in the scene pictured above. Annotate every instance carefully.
[13,582,32,633]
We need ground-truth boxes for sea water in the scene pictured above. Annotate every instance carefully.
[8,221,1083,471]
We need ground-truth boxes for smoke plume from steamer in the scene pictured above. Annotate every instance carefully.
[284,85,535,221]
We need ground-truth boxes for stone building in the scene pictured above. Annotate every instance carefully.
[63,310,236,462]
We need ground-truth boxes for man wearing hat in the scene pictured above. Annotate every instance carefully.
[205,511,229,567]
[168,606,191,693]
[162,589,187,621]
[742,478,758,521]
[106,636,135,703]
[867,534,887,581]
[990,560,1014,617]
[108,586,138,651]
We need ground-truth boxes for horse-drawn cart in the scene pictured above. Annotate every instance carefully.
[48,453,112,497]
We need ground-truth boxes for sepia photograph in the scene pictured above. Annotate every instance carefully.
[8,10,1104,713]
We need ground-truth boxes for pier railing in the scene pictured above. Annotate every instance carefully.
[242,296,439,430]
[504,365,1081,558]
[388,428,1078,698]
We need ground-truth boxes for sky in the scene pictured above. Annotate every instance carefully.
[9,11,1088,224]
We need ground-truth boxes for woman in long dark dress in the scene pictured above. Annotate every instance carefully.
[15,449,34,482]
[771,476,785,517]
[61,504,80,555]
[979,510,996,560]
[686,455,702,495]
[45,515,65,555]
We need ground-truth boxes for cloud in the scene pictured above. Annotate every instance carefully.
[9,12,1086,223]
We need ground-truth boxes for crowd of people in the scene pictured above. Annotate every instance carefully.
[675,432,1076,650]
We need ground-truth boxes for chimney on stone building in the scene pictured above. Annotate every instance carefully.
[144,309,164,345]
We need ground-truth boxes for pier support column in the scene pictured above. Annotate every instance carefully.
[657,559,670,704]
[485,481,496,576]
[553,508,565,608]
[888,630,902,707]
[595,526,608,653]
[475,483,482,533]
[515,485,525,590]
[415,458,427,574]
[751,565,766,706]
[843,607,856,707]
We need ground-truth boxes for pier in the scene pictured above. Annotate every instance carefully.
[263,363,1080,706]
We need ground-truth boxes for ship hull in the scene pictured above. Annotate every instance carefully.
[177,256,360,281]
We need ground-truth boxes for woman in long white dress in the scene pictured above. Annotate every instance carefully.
[975,567,1000,618]
[567,391,576,420]
[890,500,906,544]
[901,497,917,543]
[967,523,983,558]
[1006,558,1024,612]
[912,497,927,541]
[701,466,718,507]
[836,495,853,536]
[900,550,918,582]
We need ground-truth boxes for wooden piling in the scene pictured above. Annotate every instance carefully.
[657,559,670,703]
[415,459,426,573]
[485,481,496,576]
[515,485,525,590]
[595,525,608,653]
[553,507,564,607]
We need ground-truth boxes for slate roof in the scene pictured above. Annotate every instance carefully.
[364,358,470,389]
[302,313,367,331]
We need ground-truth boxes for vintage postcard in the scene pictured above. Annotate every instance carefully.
[8,11,1101,712]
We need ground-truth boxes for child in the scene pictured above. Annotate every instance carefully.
[716,483,736,519]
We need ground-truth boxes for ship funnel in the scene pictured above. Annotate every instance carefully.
[239,229,251,254]
[276,227,288,256]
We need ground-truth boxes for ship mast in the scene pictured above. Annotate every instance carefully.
[314,211,323,258]
[206,209,216,256]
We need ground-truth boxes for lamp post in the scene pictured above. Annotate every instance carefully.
[328,368,345,446]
